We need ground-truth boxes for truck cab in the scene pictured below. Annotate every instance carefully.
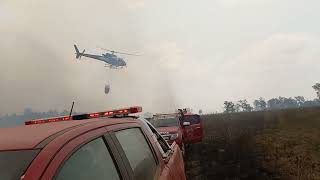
[151,110,204,151]
[151,114,185,153]
[181,112,203,144]
[0,106,186,180]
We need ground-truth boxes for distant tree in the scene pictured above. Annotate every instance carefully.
[238,100,244,111]
[198,109,203,115]
[234,103,241,112]
[47,110,58,117]
[282,97,299,109]
[60,110,69,116]
[224,101,235,113]
[278,97,286,109]
[295,96,305,107]
[253,97,267,111]
[23,108,33,116]
[268,98,281,110]
[314,99,320,107]
[267,96,300,110]
[238,99,253,112]
[253,100,259,110]
[0,109,76,128]
[259,98,267,110]
[302,100,320,107]
[312,83,320,99]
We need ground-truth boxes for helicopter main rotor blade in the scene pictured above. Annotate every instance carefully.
[115,52,141,56]
[99,47,141,56]
[99,47,114,52]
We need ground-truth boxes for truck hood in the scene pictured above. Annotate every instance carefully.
[156,126,179,134]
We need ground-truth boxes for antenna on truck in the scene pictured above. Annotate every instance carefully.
[69,101,75,118]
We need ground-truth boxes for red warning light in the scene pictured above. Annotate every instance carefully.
[63,117,70,121]
[25,106,142,125]
[89,113,100,118]
[129,106,142,113]
[25,116,72,125]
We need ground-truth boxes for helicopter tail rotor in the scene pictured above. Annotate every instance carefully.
[80,49,85,59]
[74,44,85,59]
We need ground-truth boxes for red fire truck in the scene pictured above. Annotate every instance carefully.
[151,109,204,154]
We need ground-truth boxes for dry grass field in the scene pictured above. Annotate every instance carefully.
[185,107,320,180]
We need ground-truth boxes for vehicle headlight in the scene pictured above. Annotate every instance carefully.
[170,133,179,140]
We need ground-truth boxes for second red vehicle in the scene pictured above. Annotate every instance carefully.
[151,110,204,154]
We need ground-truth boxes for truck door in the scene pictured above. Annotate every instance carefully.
[183,115,203,144]
[40,127,130,180]
[163,143,186,180]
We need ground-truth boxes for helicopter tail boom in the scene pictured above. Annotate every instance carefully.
[74,45,85,59]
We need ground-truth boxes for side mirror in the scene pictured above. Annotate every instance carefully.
[183,121,190,126]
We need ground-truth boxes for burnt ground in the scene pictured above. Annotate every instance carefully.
[184,108,320,180]
[184,112,278,180]
[184,137,274,180]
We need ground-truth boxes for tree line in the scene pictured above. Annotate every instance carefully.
[224,83,320,113]
[0,108,74,127]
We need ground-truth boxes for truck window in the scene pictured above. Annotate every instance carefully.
[184,115,200,125]
[115,128,157,180]
[55,138,120,180]
[151,117,179,127]
[147,123,171,154]
[137,117,171,157]
[0,150,39,180]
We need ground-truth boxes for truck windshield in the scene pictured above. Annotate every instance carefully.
[184,115,200,125]
[152,117,179,127]
[0,150,39,180]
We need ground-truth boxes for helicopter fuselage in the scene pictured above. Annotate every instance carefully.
[80,53,126,67]
[74,45,130,68]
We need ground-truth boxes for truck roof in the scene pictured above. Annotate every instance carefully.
[184,112,196,115]
[0,118,135,151]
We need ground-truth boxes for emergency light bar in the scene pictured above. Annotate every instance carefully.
[25,106,142,125]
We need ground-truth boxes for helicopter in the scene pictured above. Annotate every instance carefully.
[73,45,140,69]
[105,84,110,94]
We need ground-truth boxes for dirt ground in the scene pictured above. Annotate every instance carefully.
[184,108,320,180]
[184,132,273,180]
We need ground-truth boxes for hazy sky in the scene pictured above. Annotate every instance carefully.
[0,0,319,115]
